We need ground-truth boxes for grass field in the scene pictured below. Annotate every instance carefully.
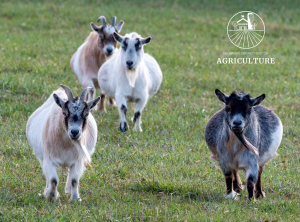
[1,0,300,221]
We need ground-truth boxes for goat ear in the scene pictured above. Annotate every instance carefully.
[115,20,124,33]
[141,36,151,45]
[53,94,65,108]
[215,89,228,103]
[91,23,103,38]
[113,32,123,43]
[251,94,265,106]
[90,22,100,32]
[87,96,101,110]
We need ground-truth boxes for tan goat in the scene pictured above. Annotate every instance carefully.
[70,16,124,110]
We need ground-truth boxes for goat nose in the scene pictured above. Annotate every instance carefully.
[233,120,242,126]
[107,48,113,54]
[71,129,79,136]
[126,61,133,66]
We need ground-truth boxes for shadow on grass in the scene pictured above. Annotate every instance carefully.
[130,180,225,203]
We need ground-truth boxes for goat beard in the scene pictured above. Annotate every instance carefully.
[233,131,259,155]
[126,68,138,87]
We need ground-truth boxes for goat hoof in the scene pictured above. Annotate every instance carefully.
[255,190,265,199]
[119,122,128,132]
[69,197,82,202]
[45,191,60,202]
[225,190,238,199]
[134,127,143,132]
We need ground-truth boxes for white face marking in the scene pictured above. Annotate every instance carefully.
[104,26,115,34]
[121,34,143,70]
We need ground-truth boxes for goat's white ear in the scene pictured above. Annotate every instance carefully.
[215,89,227,103]
[141,36,151,45]
[53,94,65,108]
[88,97,101,110]
[115,20,124,32]
[113,32,123,43]
[251,94,265,106]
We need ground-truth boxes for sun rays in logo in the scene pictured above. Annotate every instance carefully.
[227,11,265,49]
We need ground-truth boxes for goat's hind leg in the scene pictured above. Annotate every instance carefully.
[82,79,97,110]
[255,166,266,198]
[99,94,107,112]
[65,168,72,195]
[232,170,244,193]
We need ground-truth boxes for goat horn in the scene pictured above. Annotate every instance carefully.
[111,16,116,27]
[80,87,93,102]
[97,16,107,28]
[60,84,73,101]
[234,132,259,155]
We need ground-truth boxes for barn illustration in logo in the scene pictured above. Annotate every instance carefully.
[227,11,265,49]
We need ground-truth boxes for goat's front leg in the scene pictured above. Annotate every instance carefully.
[116,96,128,132]
[255,166,265,198]
[133,98,147,132]
[220,161,237,199]
[246,164,259,201]
[108,97,116,108]
[42,160,59,201]
[224,171,237,199]
[68,161,84,201]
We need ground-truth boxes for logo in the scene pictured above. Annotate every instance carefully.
[227,11,265,49]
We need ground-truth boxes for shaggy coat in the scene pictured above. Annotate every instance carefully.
[205,90,283,200]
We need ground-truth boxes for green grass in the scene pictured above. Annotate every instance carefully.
[1,0,300,221]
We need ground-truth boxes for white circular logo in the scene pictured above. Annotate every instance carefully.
[227,11,265,49]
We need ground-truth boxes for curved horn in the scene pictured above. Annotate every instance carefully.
[234,132,259,155]
[111,16,116,27]
[60,84,73,101]
[97,16,107,28]
[80,87,93,102]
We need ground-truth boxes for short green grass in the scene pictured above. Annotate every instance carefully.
[1,0,300,221]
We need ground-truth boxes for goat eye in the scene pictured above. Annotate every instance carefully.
[63,113,67,117]
[85,113,89,117]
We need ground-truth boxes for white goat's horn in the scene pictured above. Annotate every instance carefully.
[111,16,116,27]
[97,16,107,28]
[60,84,73,101]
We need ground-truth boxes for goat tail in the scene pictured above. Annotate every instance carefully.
[234,132,259,155]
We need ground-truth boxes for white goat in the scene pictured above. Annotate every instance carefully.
[98,32,162,132]
[26,85,100,201]
[70,16,124,110]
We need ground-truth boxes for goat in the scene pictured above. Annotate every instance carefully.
[205,89,283,200]
[98,32,162,132]
[26,85,100,201]
[70,16,124,110]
